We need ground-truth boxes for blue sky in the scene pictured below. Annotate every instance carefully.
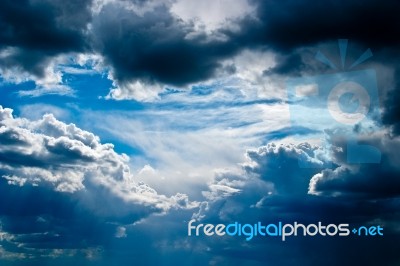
[0,0,400,265]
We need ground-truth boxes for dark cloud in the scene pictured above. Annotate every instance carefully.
[91,4,240,87]
[195,139,400,265]
[0,177,114,253]
[264,53,307,76]
[382,67,400,135]
[309,132,400,198]
[0,0,91,76]
[244,143,330,194]
[93,0,400,86]
[1,0,399,92]
[248,0,400,51]
[241,0,400,132]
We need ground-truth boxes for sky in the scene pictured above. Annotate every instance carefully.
[0,0,400,265]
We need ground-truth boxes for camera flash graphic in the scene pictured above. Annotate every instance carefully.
[286,39,381,167]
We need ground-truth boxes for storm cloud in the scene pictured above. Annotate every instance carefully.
[1,0,399,90]
[194,136,400,265]
[0,0,92,76]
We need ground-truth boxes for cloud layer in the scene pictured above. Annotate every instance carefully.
[1,0,399,102]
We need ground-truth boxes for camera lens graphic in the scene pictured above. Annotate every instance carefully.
[327,81,370,125]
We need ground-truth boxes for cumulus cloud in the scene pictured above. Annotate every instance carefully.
[243,143,330,194]
[195,142,327,221]
[0,105,197,257]
[209,131,400,203]
[190,134,400,265]
[196,128,400,214]
[0,105,193,206]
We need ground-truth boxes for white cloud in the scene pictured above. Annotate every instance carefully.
[92,0,255,41]
[91,0,174,16]
[115,226,127,238]
[2,175,27,186]
[0,50,109,98]
[145,49,281,104]
[18,84,74,97]
[81,99,290,199]
[0,49,75,97]
[218,49,285,100]
[106,77,164,102]
[171,0,255,40]
[18,104,70,121]
[72,53,107,73]
[0,105,196,217]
